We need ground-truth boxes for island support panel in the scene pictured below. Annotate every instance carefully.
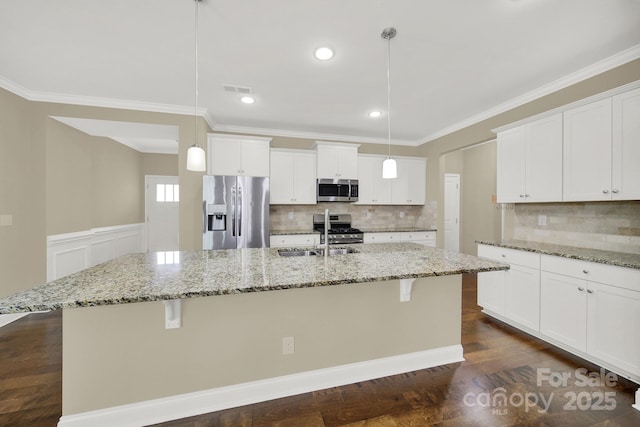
[61,276,462,423]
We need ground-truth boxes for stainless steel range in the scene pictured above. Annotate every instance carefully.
[313,213,364,244]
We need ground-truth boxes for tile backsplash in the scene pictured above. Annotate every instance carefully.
[270,201,438,232]
[511,201,640,254]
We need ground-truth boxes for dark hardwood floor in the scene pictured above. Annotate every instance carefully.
[1,274,639,426]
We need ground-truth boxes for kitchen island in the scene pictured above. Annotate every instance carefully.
[0,243,508,427]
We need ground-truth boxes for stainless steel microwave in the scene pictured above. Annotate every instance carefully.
[316,179,359,202]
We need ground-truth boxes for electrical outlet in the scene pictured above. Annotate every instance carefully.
[288,212,294,220]
[538,215,547,226]
[282,336,295,355]
[366,212,372,219]
[399,211,405,218]
[0,214,12,227]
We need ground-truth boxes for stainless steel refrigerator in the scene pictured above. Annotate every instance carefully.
[203,175,270,250]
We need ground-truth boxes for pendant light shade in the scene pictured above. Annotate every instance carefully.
[382,157,397,179]
[381,27,397,179]
[186,0,206,172]
[187,144,206,171]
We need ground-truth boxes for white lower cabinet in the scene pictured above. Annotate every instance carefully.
[477,245,540,332]
[270,234,319,248]
[540,271,588,351]
[540,255,640,379]
[478,244,640,383]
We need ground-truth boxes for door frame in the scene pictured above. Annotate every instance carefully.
[444,173,461,252]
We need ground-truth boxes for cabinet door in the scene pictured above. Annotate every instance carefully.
[587,281,640,377]
[540,272,587,352]
[270,151,294,204]
[504,264,540,331]
[390,158,425,205]
[612,87,640,200]
[477,270,505,316]
[496,126,526,203]
[292,151,317,204]
[241,140,270,177]
[316,145,339,178]
[336,146,359,179]
[563,99,612,201]
[356,156,375,204]
[525,114,563,202]
[209,139,242,175]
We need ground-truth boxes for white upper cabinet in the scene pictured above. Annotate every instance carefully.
[357,155,426,205]
[612,87,640,200]
[208,134,271,177]
[497,114,562,203]
[315,142,359,179]
[356,155,392,204]
[270,149,317,204]
[391,157,426,205]
[563,98,613,201]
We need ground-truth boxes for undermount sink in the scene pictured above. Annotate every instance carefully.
[278,248,359,257]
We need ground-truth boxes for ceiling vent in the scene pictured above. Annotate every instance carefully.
[223,85,253,94]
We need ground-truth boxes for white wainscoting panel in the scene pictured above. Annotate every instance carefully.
[47,224,145,281]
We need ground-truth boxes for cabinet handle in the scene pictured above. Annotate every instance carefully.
[578,287,585,292]
[612,189,619,194]
[587,289,594,294]
[501,254,506,258]
[602,189,609,194]
[582,269,589,274]
[525,194,530,198]
[519,194,525,198]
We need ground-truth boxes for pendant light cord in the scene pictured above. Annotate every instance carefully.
[194,0,199,145]
[386,34,391,158]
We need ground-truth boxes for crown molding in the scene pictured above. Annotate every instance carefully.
[210,123,419,146]
[0,75,206,116]
[420,43,640,145]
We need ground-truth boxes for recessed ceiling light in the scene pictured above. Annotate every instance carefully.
[314,47,334,61]
[240,96,255,104]
[368,111,382,118]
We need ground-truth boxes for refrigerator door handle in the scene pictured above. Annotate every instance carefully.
[202,201,207,234]
[231,184,237,237]
[237,184,242,237]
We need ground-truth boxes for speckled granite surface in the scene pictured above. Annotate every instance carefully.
[270,230,319,236]
[360,228,437,233]
[0,243,507,314]
[477,240,640,270]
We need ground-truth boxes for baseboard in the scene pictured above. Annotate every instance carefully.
[57,344,464,427]
[0,313,30,328]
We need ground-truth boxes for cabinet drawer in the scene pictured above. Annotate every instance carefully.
[402,231,436,242]
[541,255,640,292]
[270,234,319,248]
[364,232,398,243]
[478,245,540,269]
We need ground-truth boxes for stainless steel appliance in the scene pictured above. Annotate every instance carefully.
[203,175,269,250]
[312,213,364,244]
[316,179,359,202]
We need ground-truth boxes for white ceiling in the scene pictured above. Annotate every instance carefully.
[1,0,640,150]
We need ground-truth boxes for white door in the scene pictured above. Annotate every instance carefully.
[444,174,460,252]
[145,175,179,252]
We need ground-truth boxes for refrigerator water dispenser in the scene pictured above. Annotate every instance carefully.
[207,204,227,231]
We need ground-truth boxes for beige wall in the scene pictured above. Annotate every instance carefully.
[142,153,178,177]
[461,142,501,255]
[0,89,194,296]
[0,89,46,297]
[62,276,461,414]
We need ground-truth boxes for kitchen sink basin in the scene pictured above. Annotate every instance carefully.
[278,248,359,257]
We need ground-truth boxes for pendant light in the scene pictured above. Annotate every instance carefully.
[186,0,206,172]
[381,27,397,179]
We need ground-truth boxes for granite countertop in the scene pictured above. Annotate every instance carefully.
[360,228,437,233]
[477,240,640,270]
[0,243,507,314]
[270,230,319,236]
